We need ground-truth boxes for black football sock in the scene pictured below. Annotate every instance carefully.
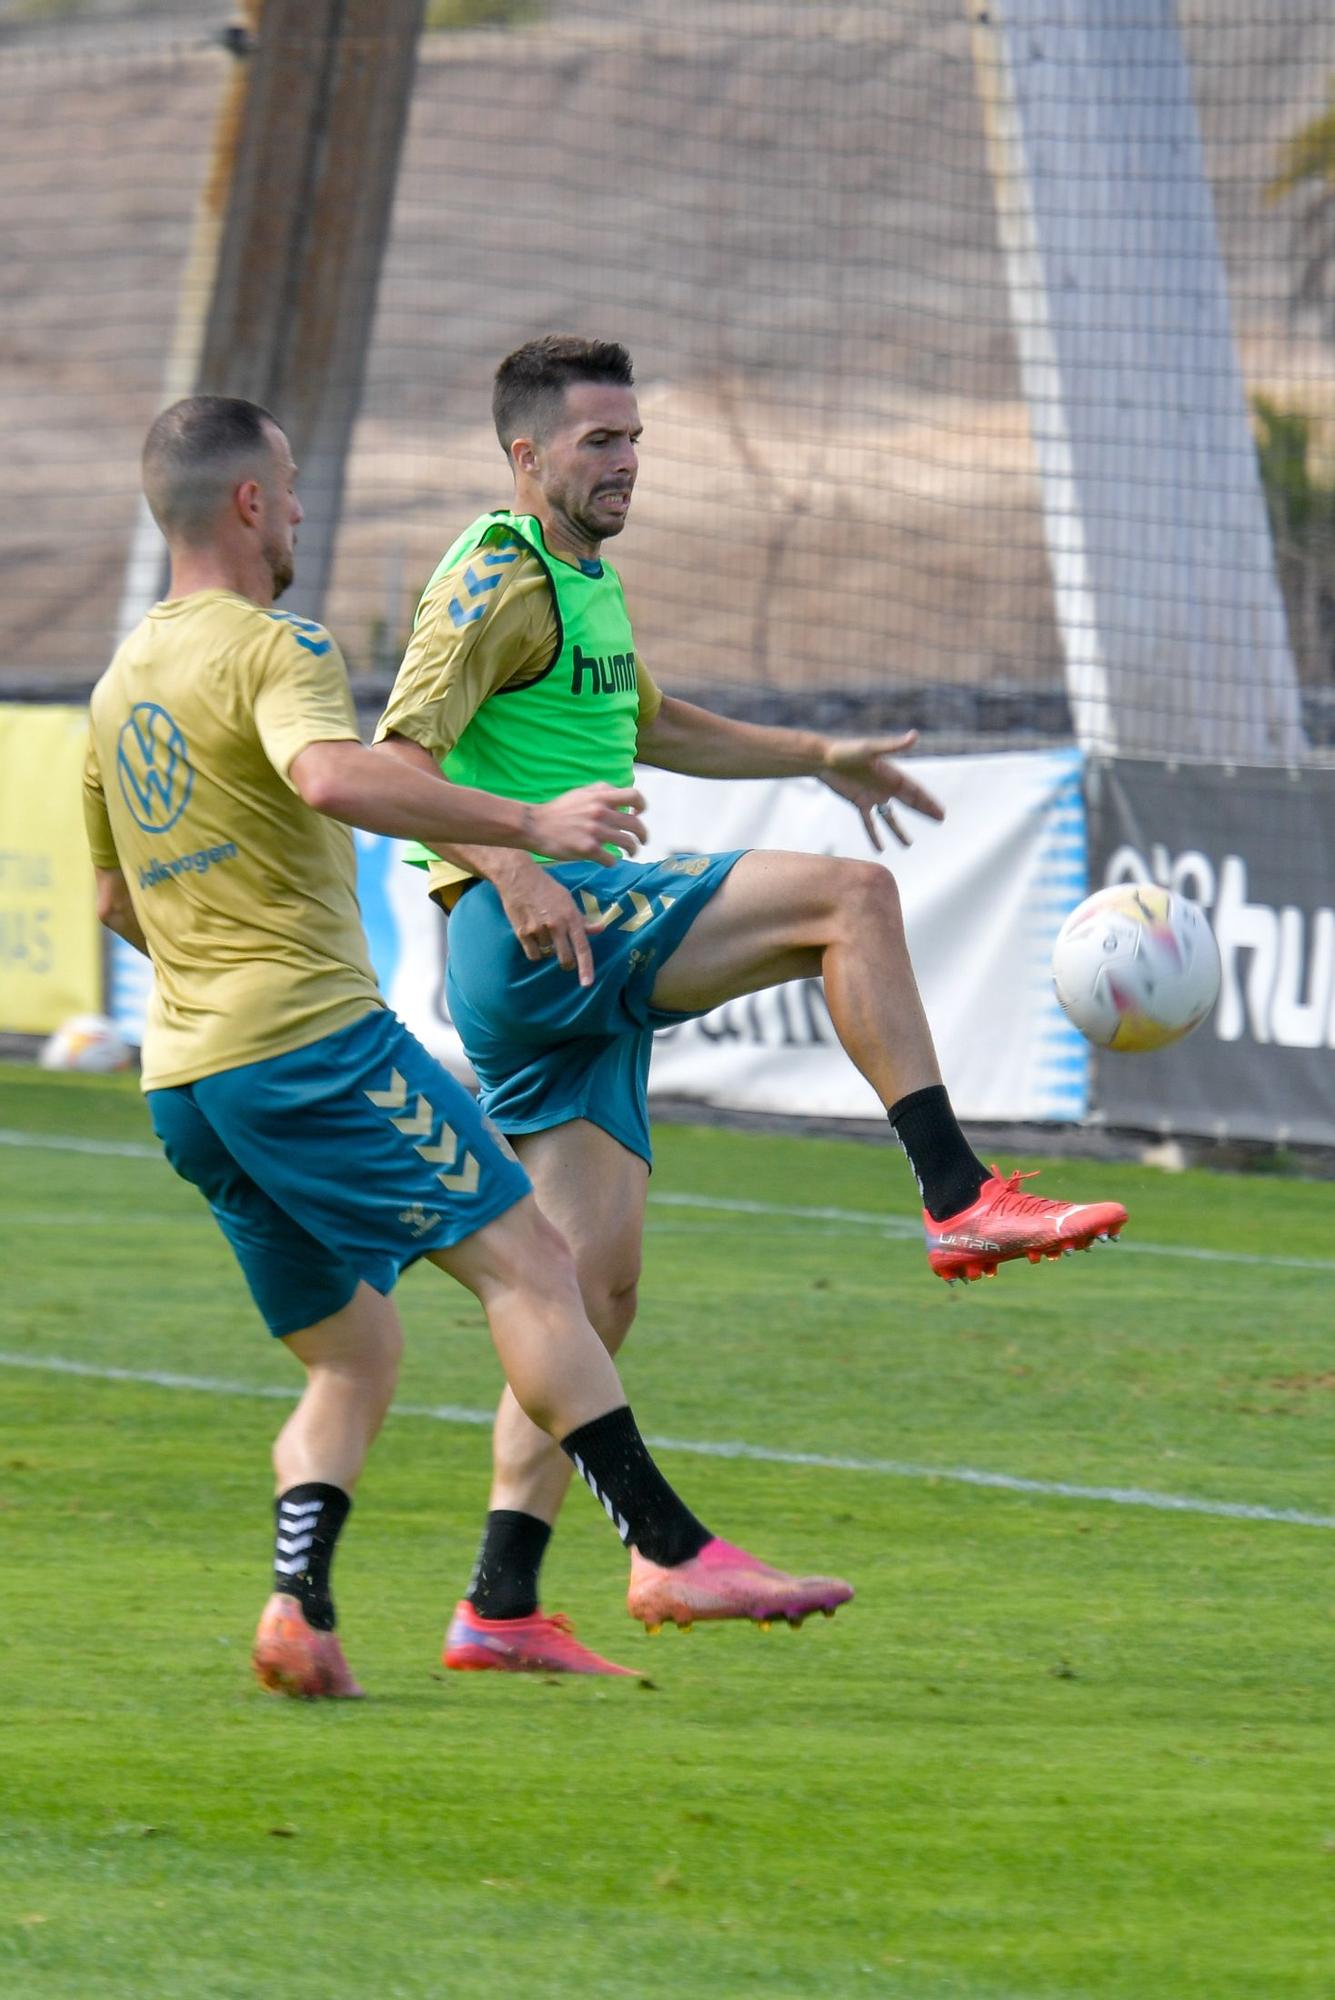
[561,1405,712,1568]
[466,1510,553,1622]
[272,1482,351,1633]
[888,1083,989,1222]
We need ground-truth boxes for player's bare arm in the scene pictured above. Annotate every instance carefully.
[637,696,946,850]
[375,733,601,983]
[294,738,646,865]
[93,865,149,956]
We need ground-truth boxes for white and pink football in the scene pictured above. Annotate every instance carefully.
[1051,884,1221,1053]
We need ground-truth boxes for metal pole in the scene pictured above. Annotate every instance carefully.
[969,0,1306,763]
[112,2,262,644]
[194,0,427,628]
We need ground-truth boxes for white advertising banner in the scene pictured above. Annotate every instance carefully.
[111,748,1090,1125]
[637,749,1089,1124]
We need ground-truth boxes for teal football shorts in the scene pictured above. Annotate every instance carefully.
[444,851,746,1167]
[147,1008,530,1338]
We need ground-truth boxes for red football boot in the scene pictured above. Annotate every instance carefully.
[443,1599,640,1678]
[925,1165,1127,1284]
[627,1538,853,1633]
[252,1592,365,1699]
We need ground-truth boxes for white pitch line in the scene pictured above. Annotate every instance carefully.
[3,1127,1332,1274]
[0,1127,161,1161]
[2,1348,1333,1534]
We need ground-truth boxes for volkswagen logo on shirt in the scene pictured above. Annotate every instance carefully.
[116,702,194,834]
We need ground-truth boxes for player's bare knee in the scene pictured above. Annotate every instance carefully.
[466,1196,580,1297]
[589,1276,639,1352]
[304,1337,400,1410]
[833,858,903,944]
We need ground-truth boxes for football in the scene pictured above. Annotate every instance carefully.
[1051,884,1222,1053]
[38,1013,134,1074]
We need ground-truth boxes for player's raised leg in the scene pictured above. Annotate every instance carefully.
[445,1120,648,1676]
[649,849,1127,1283]
[432,1190,853,1636]
[252,1283,404,1700]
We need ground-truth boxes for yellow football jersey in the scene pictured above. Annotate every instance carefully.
[84,590,383,1090]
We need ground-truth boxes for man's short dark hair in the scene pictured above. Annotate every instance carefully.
[492,336,634,454]
[142,394,280,542]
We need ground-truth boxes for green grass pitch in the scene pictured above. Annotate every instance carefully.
[1,1061,1332,1999]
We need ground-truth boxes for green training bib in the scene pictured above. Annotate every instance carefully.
[404,510,640,868]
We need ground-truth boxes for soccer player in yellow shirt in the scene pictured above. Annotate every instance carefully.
[84,394,853,1698]
[374,335,1128,1677]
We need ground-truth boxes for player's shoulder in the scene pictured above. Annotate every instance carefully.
[252,605,341,662]
[219,603,348,691]
[152,592,343,670]
[94,598,346,728]
[419,526,545,628]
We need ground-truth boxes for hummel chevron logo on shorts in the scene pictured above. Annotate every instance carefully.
[364,1068,480,1195]
[577,887,676,934]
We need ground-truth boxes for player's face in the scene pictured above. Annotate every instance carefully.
[532,383,641,547]
[258,424,303,599]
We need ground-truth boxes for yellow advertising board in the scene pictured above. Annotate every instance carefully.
[0,704,102,1033]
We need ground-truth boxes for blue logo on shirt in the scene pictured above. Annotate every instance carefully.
[116,702,194,834]
[265,610,331,657]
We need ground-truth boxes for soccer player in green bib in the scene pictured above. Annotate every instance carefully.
[375,336,1128,1677]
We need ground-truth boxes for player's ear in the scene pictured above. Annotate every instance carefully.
[509,434,538,478]
[234,476,264,528]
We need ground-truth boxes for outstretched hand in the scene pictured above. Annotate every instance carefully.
[819,731,945,850]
